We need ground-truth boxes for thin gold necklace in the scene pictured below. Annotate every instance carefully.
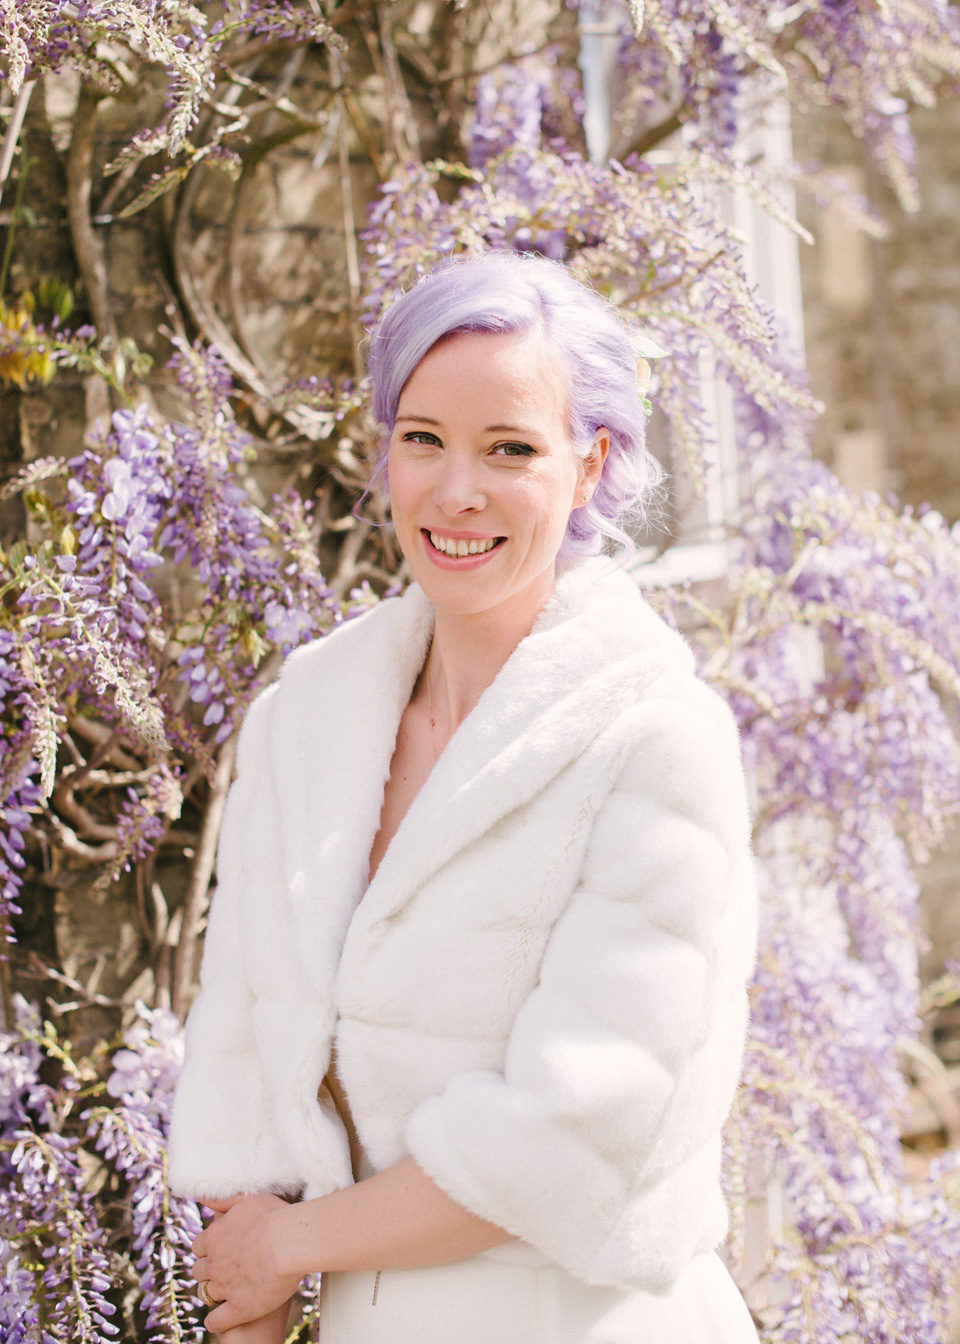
[425,651,440,760]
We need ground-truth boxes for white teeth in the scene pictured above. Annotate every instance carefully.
[428,532,500,556]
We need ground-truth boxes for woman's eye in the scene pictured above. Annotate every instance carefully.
[493,442,535,458]
[403,431,441,446]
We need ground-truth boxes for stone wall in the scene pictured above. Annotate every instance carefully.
[793,94,960,521]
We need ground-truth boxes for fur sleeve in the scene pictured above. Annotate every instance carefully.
[167,686,306,1201]
[403,680,758,1291]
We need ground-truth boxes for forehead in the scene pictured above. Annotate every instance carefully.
[398,327,570,426]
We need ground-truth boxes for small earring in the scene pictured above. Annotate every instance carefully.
[581,492,589,504]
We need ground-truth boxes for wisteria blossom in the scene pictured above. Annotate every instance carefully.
[86,1005,206,1342]
[667,431,960,1336]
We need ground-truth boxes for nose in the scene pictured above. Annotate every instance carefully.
[432,449,486,515]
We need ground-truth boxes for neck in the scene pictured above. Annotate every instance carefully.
[424,567,558,733]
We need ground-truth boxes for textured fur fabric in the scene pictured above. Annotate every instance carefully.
[167,555,759,1293]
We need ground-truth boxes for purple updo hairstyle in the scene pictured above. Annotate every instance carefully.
[364,250,666,560]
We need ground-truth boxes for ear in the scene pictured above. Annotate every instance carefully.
[578,428,610,504]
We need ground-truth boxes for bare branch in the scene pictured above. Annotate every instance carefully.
[45,812,118,861]
[0,78,36,207]
[21,953,124,1015]
[51,778,120,844]
[615,111,684,163]
[171,735,236,1021]
[67,716,144,769]
[66,88,116,347]
[331,517,373,596]
[327,45,364,379]
[342,87,387,180]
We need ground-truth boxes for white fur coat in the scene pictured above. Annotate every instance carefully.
[167,555,759,1293]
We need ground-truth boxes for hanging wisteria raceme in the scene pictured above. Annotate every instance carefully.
[86,1004,206,1343]
[0,0,342,160]
[646,410,960,1336]
[360,133,816,490]
[615,0,960,209]
[2,337,347,901]
[0,999,118,1342]
[0,631,45,945]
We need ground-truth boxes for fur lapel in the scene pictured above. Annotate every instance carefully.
[263,557,695,999]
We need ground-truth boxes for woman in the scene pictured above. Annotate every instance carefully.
[168,251,761,1344]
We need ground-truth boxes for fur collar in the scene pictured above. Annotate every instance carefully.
[259,556,695,1003]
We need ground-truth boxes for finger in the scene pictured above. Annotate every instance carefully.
[203,1196,241,1214]
[198,1278,223,1310]
[205,1303,241,1334]
[190,1254,208,1283]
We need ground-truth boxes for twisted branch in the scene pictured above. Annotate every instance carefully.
[66,88,115,346]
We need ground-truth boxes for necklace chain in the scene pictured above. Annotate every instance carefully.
[425,650,439,760]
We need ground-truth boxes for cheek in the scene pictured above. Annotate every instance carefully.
[384,451,417,521]
[527,465,580,527]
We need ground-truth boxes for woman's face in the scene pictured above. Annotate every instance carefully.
[386,327,605,624]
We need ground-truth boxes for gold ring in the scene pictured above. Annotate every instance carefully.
[199,1281,215,1308]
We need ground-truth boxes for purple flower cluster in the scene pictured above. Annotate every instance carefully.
[0,313,105,392]
[3,1132,119,1341]
[0,997,52,1132]
[3,337,344,961]
[761,1167,960,1344]
[733,425,960,864]
[213,0,340,48]
[0,996,207,1340]
[0,995,337,1340]
[699,421,960,1335]
[0,631,45,944]
[0,776,40,943]
[86,1003,206,1342]
[11,338,341,756]
[0,1001,118,1342]
[0,0,342,166]
[60,403,171,736]
[360,145,814,489]
[108,761,184,888]
[612,5,746,152]
[159,340,341,742]
[602,0,960,207]
[469,62,549,170]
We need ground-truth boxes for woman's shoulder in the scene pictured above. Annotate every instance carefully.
[575,560,736,712]
[552,555,693,665]
[562,561,750,821]
[233,581,433,770]
[268,582,432,700]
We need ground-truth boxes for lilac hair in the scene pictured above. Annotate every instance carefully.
[363,251,666,559]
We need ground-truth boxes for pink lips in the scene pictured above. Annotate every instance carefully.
[421,529,505,571]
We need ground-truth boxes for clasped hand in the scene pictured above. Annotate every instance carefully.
[191,1192,302,1334]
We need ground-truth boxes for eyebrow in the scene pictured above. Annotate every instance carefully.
[395,415,537,436]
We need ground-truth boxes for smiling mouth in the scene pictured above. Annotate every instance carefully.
[424,531,506,558]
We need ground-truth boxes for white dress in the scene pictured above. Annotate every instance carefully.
[317,1052,759,1344]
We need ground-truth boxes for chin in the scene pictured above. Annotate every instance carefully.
[419,564,560,625]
